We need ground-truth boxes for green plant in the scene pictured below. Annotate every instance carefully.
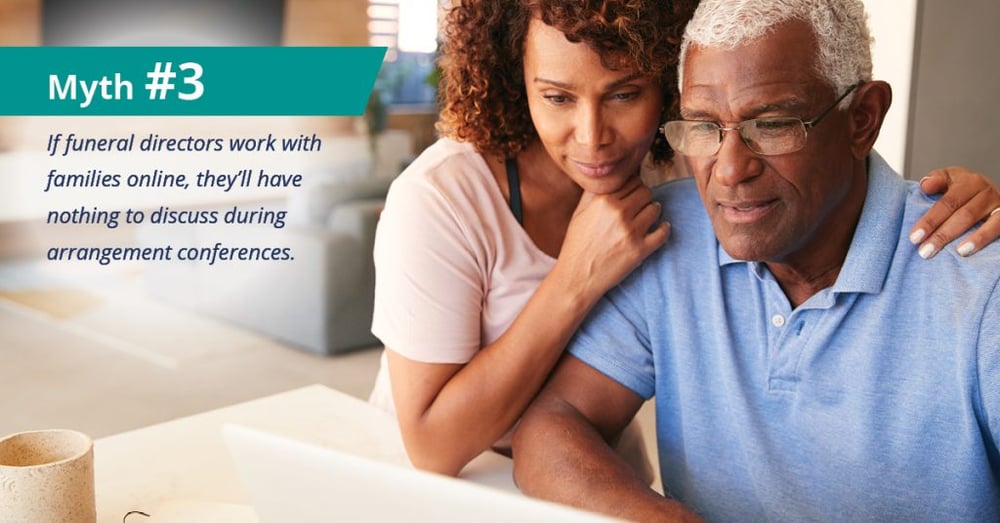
[364,86,388,157]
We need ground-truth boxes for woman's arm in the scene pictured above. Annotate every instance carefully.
[910,167,1000,258]
[387,177,668,476]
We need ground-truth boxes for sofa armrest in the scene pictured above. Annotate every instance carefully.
[141,198,385,355]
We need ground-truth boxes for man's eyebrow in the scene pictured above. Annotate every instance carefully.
[533,71,646,91]
[680,109,713,120]
[680,99,810,120]
[753,100,808,114]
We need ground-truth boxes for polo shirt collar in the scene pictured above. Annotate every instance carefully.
[718,152,906,296]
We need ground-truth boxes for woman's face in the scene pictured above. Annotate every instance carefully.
[522,17,664,194]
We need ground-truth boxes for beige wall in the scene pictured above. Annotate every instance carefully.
[388,110,438,156]
[0,0,39,46]
[284,0,368,46]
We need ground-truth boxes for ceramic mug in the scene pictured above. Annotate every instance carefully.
[0,429,96,523]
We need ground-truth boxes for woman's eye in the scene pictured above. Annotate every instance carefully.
[543,94,569,105]
[612,91,639,101]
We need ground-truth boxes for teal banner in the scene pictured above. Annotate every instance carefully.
[0,47,386,116]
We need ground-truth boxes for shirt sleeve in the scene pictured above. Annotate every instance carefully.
[371,170,484,364]
[567,268,658,400]
[978,275,1000,448]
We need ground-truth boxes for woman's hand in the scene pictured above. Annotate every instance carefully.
[385,180,667,478]
[909,167,1000,258]
[555,177,670,303]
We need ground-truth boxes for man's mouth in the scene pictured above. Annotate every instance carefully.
[717,199,778,223]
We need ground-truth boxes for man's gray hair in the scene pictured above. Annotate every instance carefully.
[678,0,873,107]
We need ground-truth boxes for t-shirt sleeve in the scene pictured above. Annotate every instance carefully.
[567,271,657,400]
[371,170,484,364]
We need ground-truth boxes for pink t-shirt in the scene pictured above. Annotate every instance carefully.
[368,138,556,414]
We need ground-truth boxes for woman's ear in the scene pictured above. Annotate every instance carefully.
[849,80,892,160]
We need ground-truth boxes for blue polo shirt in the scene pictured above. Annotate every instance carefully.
[568,154,1000,522]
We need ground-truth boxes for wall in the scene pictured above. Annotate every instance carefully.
[388,110,437,155]
[907,0,999,184]
[0,0,39,46]
[283,0,367,46]
[862,0,917,175]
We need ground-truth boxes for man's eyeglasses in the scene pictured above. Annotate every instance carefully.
[661,82,863,157]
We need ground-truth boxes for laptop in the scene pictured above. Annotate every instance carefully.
[222,424,619,522]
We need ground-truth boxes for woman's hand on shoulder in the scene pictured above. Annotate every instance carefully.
[555,176,670,303]
[910,166,1000,259]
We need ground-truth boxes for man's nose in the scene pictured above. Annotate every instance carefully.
[713,127,763,186]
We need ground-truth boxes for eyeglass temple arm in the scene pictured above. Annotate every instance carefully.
[805,81,864,127]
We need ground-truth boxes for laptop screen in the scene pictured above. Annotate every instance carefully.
[223,424,619,523]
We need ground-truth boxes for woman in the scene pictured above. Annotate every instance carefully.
[369,0,1000,477]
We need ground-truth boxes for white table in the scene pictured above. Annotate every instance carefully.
[94,385,518,522]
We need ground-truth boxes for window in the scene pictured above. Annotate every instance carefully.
[368,0,439,108]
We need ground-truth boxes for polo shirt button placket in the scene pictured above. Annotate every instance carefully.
[766,311,801,392]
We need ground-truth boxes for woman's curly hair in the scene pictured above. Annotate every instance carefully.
[435,0,699,164]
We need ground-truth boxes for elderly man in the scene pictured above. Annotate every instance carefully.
[511,0,1000,521]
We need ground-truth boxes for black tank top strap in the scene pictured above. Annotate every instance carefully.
[504,157,524,225]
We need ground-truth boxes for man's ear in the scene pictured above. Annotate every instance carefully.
[848,80,892,160]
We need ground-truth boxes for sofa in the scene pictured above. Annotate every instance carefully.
[140,132,412,355]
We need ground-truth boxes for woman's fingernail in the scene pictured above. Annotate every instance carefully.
[919,176,931,186]
[957,242,975,257]
[909,228,926,244]
[918,243,936,259]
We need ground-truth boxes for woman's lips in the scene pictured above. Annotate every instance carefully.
[572,159,621,178]
[717,199,778,224]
